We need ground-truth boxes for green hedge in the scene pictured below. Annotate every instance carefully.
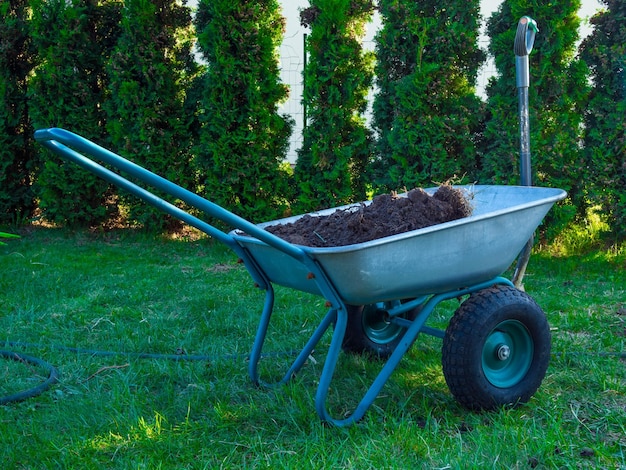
[371,0,486,191]
[481,0,589,237]
[294,0,374,212]
[29,0,120,227]
[0,0,624,240]
[193,0,293,224]
[105,0,197,231]
[0,0,36,224]
[579,0,626,239]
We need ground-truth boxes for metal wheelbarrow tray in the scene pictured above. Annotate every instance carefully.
[232,184,564,305]
[35,128,566,426]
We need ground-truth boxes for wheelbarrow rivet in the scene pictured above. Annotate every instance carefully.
[325,301,332,308]
[496,344,511,361]
[307,272,315,279]
[237,258,244,264]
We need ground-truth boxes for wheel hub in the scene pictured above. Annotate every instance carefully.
[496,344,511,361]
[362,303,402,345]
[482,320,534,388]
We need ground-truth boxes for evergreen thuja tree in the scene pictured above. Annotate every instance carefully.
[371,0,485,191]
[580,0,626,239]
[29,0,121,227]
[0,0,36,223]
[194,0,293,223]
[481,0,589,235]
[105,0,198,232]
[293,0,375,212]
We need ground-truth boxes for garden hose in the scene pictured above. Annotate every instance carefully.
[1,340,301,405]
[0,350,59,405]
[2,340,621,406]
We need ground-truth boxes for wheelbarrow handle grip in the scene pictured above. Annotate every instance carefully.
[33,128,309,262]
[514,16,538,57]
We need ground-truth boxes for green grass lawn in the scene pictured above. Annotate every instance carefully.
[0,227,624,468]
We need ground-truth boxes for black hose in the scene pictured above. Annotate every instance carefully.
[0,351,59,405]
[0,341,299,405]
[1,340,620,406]
[2,340,295,362]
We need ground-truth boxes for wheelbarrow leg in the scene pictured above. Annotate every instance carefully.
[314,277,515,426]
[314,299,431,426]
[248,285,276,385]
[248,285,339,387]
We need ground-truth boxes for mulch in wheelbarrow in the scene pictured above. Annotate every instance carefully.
[265,184,472,247]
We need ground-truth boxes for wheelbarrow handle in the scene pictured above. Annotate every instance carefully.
[34,128,308,263]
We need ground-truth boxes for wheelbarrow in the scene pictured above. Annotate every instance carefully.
[34,127,565,426]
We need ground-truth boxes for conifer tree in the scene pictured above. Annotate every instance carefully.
[29,0,121,227]
[371,0,485,191]
[293,0,374,212]
[481,0,589,235]
[580,0,626,239]
[193,0,293,223]
[0,0,36,223]
[105,0,197,231]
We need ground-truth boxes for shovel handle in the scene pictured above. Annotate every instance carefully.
[513,16,538,289]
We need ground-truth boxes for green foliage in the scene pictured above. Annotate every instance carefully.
[193,0,293,223]
[579,0,626,240]
[0,0,36,223]
[0,231,20,246]
[481,1,589,237]
[293,0,375,212]
[29,0,121,227]
[547,206,611,256]
[105,0,198,232]
[371,0,486,191]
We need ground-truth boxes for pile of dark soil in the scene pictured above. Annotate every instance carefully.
[264,185,472,247]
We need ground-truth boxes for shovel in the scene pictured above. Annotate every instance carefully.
[512,16,538,289]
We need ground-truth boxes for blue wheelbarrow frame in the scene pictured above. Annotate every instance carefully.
[35,128,565,426]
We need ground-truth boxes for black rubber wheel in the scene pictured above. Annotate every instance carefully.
[442,285,551,410]
[342,302,418,358]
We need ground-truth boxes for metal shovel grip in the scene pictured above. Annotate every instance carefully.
[514,16,538,57]
[514,16,538,89]
[34,128,308,262]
